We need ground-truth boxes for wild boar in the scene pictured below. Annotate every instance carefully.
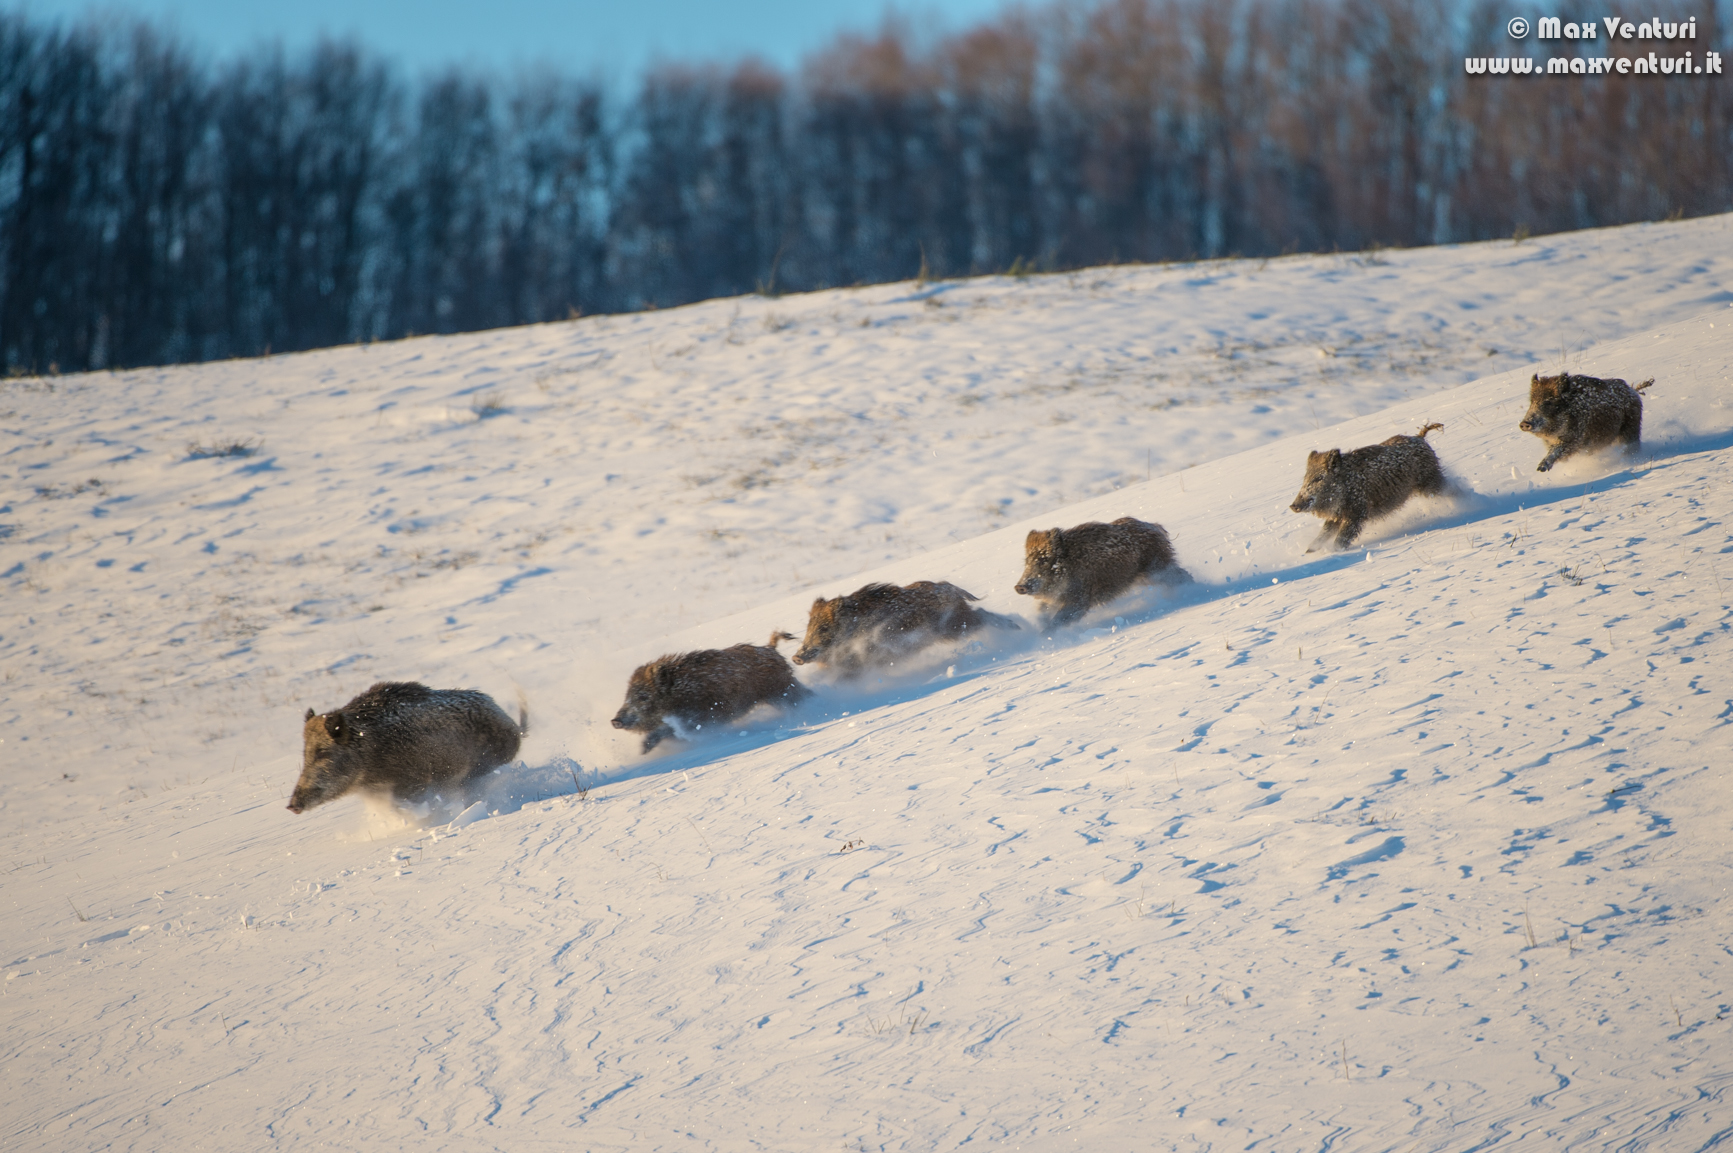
[1289,422,1446,551]
[1013,516,1190,626]
[289,682,525,814]
[611,631,809,753]
[1519,373,1652,471]
[791,580,1019,674]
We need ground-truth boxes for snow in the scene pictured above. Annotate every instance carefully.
[3,216,1731,1150]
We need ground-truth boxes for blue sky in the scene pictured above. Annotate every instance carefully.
[15,0,1014,77]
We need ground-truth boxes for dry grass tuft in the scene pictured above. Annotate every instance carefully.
[185,438,259,460]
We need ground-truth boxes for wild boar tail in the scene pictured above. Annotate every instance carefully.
[1416,421,1444,438]
[766,630,797,650]
[1634,379,1655,394]
[515,687,530,736]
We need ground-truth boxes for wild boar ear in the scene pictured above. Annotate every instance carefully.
[323,711,348,742]
[304,707,316,721]
[1326,448,1342,468]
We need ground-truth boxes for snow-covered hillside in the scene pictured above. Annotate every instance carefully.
[3,217,1731,1151]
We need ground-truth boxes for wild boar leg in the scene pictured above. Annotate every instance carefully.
[1306,520,1342,554]
[1048,601,1088,628]
[641,723,675,753]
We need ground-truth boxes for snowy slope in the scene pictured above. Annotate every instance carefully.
[3,217,1731,1151]
[4,213,1733,822]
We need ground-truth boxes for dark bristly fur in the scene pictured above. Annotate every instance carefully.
[791,580,1020,674]
[611,631,809,753]
[1519,373,1651,472]
[1289,422,1447,552]
[1013,516,1190,626]
[289,682,526,813]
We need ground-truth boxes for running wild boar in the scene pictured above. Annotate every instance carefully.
[1289,422,1446,552]
[1014,516,1190,626]
[612,632,808,753]
[791,580,1020,674]
[1519,373,1651,471]
[289,682,525,814]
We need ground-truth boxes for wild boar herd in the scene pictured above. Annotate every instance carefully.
[287,370,1653,815]
[609,515,1187,753]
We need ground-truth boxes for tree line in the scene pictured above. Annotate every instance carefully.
[3,0,1728,373]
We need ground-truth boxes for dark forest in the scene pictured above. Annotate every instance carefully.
[2,0,1728,373]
